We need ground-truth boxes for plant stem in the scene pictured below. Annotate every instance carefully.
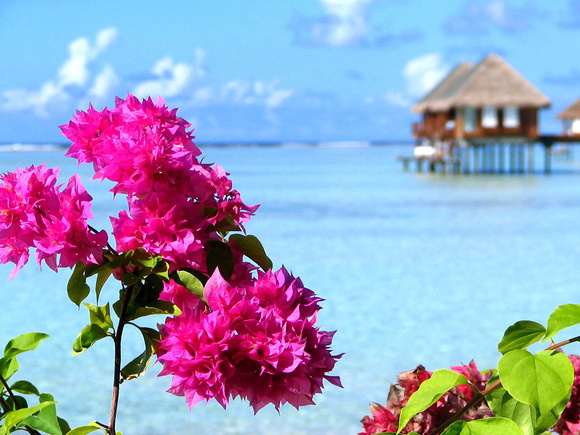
[546,335,580,351]
[107,284,134,435]
[0,374,20,410]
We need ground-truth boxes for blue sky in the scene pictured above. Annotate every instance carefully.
[1,0,578,143]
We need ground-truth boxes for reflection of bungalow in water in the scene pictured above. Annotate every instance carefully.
[411,54,551,143]
[557,98,580,137]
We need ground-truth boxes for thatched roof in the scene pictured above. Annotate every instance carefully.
[412,54,551,113]
[411,62,473,113]
[557,98,580,120]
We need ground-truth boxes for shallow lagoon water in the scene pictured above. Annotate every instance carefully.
[1,143,580,434]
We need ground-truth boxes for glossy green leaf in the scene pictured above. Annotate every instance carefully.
[121,272,139,286]
[398,369,468,433]
[229,234,273,271]
[20,393,62,435]
[83,303,114,331]
[0,357,19,381]
[9,380,39,396]
[0,401,54,434]
[85,251,132,277]
[4,332,49,360]
[498,350,574,415]
[543,304,580,342]
[173,270,205,301]
[442,417,524,435]
[72,324,109,354]
[95,269,112,303]
[498,321,546,354]
[65,421,103,435]
[131,247,158,269]
[205,240,234,281]
[486,372,569,435]
[120,327,160,381]
[67,262,90,307]
[129,301,182,321]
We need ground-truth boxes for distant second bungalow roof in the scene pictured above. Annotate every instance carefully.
[557,98,580,120]
[412,54,551,113]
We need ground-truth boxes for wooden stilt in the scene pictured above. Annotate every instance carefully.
[463,147,470,174]
[499,144,505,173]
[474,146,480,173]
[518,144,525,173]
[527,144,534,174]
[490,144,496,173]
[510,144,516,173]
[545,146,551,174]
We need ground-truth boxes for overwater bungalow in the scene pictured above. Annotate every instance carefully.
[557,98,580,137]
[404,54,554,174]
[412,53,550,143]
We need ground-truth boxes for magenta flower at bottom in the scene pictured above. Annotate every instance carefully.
[156,267,342,413]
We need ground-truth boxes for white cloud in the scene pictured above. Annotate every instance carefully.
[291,0,376,47]
[89,65,119,99]
[1,27,118,116]
[319,0,373,46]
[133,50,206,99]
[403,53,449,98]
[214,80,293,108]
[58,27,118,87]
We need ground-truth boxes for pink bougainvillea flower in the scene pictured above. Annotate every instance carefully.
[0,165,107,279]
[554,354,580,435]
[157,267,341,413]
[60,94,258,271]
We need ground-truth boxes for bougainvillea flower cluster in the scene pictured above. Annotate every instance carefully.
[60,94,258,272]
[157,267,342,412]
[360,362,493,434]
[0,165,107,279]
[61,94,340,411]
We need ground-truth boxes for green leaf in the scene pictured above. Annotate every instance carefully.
[543,304,580,342]
[120,327,161,381]
[0,401,54,434]
[442,417,524,435]
[95,268,112,303]
[65,421,103,435]
[229,234,273,271]
[121,272,139,286]
[398,369,468,432]
[20,393,62,435]
[0,357,19,381]
[498,321,546,354]
[72,324,109,354]
[131,247,158,269]
[205,240,234,281]
[4,332,50,360]
[83,303,114,331]
[486,372,568,435]
[9,380,39,396]
[498,350,574,415]
[128,301,182,321]
[173,270,206,302]
[67,262,90,307]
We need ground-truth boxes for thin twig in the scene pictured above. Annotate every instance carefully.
[0,374,20,410]
[546,335,580,351]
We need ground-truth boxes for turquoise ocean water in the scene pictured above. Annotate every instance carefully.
[1,142,580,434]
